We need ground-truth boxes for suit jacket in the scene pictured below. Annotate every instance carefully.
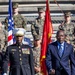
[46,41,75,75]
[2,44,35,75]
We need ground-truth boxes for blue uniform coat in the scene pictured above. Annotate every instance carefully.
[2,44,35,75]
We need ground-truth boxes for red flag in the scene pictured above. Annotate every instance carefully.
[40,0,53,75]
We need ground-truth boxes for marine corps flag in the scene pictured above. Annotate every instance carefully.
[40,0,53,75]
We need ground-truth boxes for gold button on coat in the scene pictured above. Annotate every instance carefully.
[19,50,21,52]
[20,58,22,60]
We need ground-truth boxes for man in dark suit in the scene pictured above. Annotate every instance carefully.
[46,30,75,75]
[2,29,35,75]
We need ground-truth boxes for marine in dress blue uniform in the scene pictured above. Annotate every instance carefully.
[2,29,35,75]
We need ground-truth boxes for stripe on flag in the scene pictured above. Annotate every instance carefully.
[8,0,14,46]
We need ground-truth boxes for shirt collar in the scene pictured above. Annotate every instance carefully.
[57,41,64,46]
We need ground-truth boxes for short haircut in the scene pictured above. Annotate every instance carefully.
[56,30,66,36]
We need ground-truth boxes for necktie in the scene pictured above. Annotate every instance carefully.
[58,44,63,57]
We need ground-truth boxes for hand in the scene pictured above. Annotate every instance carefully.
[65,37,70,44]
[66,40,70,44]
[3,73,7,75]
[50,69,55,75]
[34,67,41,73]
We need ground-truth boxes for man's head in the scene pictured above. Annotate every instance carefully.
[12,3,19,14]
[64,12,71,22]
[15,29,24,43]
[38,7,45,19]
[56,30,66,43]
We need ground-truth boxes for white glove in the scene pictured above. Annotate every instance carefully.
[3,73,7,75]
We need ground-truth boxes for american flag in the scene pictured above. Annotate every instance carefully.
[8,0,14,46]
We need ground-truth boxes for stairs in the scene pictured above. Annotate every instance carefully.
[0,0,75,42]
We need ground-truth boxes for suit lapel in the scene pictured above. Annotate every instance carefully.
[53,42,60,60]
[54,42,68,59]
[61,42,68,58]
